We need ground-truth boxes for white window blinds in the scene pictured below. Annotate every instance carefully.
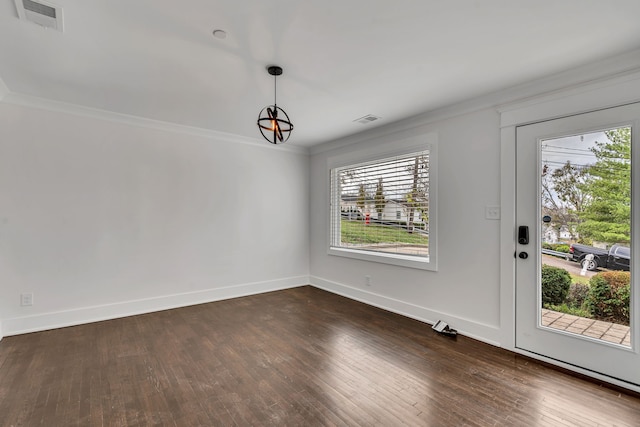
[330,150,430,259]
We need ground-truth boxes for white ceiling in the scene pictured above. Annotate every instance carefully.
[2,0,640,147]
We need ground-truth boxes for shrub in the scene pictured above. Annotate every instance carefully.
[542,243,570,253]
[544,303,591,318]
[541,265,571,306]
[565,283,590,309]
[586,271,630,325]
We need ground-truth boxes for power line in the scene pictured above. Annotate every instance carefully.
[542,149,596,157]
[542,144,593,153]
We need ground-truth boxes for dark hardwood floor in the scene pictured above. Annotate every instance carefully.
[1,286,639,426]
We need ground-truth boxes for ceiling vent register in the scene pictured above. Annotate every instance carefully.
[354,114,380,124]
[14,0,63,31]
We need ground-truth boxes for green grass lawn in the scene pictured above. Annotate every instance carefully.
[340,219,428,246]
[570,274,591,285]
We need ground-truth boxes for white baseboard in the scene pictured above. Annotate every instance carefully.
[2,276,309,337]
[511,347,640,394]
[310,276,502,347]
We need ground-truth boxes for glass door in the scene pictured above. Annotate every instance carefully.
[515,103,639,386]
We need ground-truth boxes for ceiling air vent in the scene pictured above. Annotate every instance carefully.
[354,114,380,125]
[14,0,64,31]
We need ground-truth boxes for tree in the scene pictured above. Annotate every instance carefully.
[577,128,631,244]
[357,183,367,219]
[340,169,355,187]
[374,178,385,220]
[405,155,429,232]
[541,161,589,240]
[551,161,590,214]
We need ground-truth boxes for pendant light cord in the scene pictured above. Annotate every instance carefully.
[273,73,277,108]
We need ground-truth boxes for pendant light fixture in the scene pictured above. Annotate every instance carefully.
[257,65,294,144]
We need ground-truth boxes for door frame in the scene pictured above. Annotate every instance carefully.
[498,72,640,393]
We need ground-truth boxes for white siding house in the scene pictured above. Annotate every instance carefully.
[340,196,424,224]
[543,224,574,243]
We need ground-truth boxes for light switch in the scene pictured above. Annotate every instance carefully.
[485,206,500,220]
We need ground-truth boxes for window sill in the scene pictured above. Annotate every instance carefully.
[328,247,437,271]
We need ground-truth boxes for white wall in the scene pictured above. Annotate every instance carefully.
[309,108,503,343]
[0,103,309,335]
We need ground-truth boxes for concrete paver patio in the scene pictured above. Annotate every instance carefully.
[541,309,631,346]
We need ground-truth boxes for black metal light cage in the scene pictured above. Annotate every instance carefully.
[257,66,294,144]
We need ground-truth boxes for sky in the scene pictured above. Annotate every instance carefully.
[540,131,601,171]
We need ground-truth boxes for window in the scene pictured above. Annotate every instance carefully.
[329,145,436,270]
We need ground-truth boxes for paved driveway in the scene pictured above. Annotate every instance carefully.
[542,254,596,278]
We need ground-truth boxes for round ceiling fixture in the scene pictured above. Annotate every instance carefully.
[257,65,294,144]
[212,29,227,39]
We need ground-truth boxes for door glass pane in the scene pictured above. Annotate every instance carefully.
[540,126,631,347]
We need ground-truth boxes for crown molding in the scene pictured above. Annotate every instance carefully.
[498,69,640,128]
[4,47,640,158]
[0,92,309,155]
[310,48,640,155]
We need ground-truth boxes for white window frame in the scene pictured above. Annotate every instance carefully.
[327,134,438,271]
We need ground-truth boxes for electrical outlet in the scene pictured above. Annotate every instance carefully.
[21,293,33,306]
[365,275,371,286]
[485,205,500,220]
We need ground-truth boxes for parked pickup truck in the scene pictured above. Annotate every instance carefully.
[569,243,630,271]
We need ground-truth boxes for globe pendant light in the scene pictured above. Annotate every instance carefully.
[257,65,294,144]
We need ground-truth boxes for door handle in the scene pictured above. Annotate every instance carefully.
[519,252,528,259]
[518,226,529,245]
